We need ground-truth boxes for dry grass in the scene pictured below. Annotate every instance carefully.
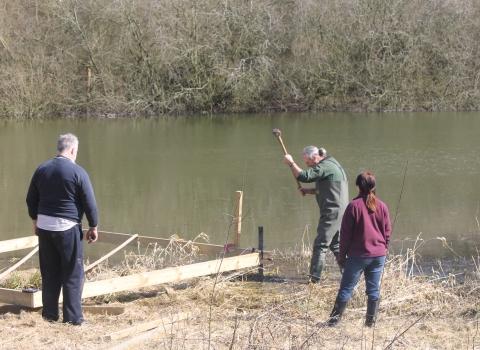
[0,269,42,291]
[1,240,479,349]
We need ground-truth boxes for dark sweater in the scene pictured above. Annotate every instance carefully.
[26,156,98,228]
[339,193,391,259]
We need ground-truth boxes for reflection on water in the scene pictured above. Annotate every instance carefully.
[1,112,480,264]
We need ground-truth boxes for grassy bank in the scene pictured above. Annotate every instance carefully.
[0,242,479,349]
[0,0,479,118]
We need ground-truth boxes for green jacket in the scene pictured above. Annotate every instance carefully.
[297,157,349,217]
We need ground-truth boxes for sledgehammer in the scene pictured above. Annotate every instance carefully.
[272,128,304,196]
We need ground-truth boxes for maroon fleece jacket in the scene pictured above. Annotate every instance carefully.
[339,193,391,259]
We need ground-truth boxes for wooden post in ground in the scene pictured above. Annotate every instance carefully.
[233,191,243,247]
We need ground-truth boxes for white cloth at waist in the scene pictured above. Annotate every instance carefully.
[37,214,78,231]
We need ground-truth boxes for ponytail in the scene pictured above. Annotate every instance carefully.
[366,192,377,213]
[355,172,377,212]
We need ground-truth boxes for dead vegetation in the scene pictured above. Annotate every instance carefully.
[0,239,479,349]
[1,0,479,118]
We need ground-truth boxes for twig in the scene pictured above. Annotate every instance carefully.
[266,324,280,348]
[391,160,409,235]
[372,160,409,349]
[472,304,478,350]
[250,295,309,346]
[383,313,427,350]
[475,204,480,235]
[303,283,316,345]
[228,315,239,350]
[208,161,248,349]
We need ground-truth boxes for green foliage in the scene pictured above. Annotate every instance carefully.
[0,269,42,290]
[0,0,479,118]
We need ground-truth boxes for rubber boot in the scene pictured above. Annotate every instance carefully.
[365,297,379,327]
[309,259,324,284]
[327,298,348,326]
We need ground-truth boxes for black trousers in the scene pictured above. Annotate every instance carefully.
[37,225,84,324]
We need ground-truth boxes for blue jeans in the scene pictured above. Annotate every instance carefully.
[337,256,386,301]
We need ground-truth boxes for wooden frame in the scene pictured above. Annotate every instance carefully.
[0,191,260,308]
[0,241,259,308]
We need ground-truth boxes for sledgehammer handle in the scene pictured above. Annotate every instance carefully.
[276,135,289,156]
[273,129,304,196]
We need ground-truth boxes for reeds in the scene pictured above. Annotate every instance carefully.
[1,238,479,348]
[1,0,479,118]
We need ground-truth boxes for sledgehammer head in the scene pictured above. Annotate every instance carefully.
[272,128,282,138]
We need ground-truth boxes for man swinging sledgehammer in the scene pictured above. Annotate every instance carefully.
[284,146,349,283]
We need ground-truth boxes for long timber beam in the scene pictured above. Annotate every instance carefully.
[93,231,240,256]
[0,252,260,308]
[0,236,38,253]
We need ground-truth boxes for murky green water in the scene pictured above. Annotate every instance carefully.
[1,112,480,263]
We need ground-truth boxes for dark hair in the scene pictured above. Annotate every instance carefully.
[356,172,377,212]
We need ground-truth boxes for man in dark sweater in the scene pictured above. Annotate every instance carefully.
[26,133,98,325]
[284,146,349,283]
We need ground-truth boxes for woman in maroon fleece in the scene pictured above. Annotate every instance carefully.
[327,172,391,327]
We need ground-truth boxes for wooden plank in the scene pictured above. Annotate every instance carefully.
[33,289,42,308]
[137,236,225,256]
[92,231,138,245]
[0,290,128,312]
[107,325,174,350]
[82,253,259,299]
[0,236,38,254]
[103,312,190,341]
[0,303,42,315]
[0,288,36,308]
[0,246,39,280]
[0,253,259,308]
[93,231,225,256]
[233,190,243,247]
[82,305,125,316]
[84,235,138,272]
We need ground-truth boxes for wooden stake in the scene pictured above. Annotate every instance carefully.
[233,191,243,247]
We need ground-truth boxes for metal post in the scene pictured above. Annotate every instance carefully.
[258,226,264,282]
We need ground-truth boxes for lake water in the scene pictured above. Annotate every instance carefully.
[1,112,480,263]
